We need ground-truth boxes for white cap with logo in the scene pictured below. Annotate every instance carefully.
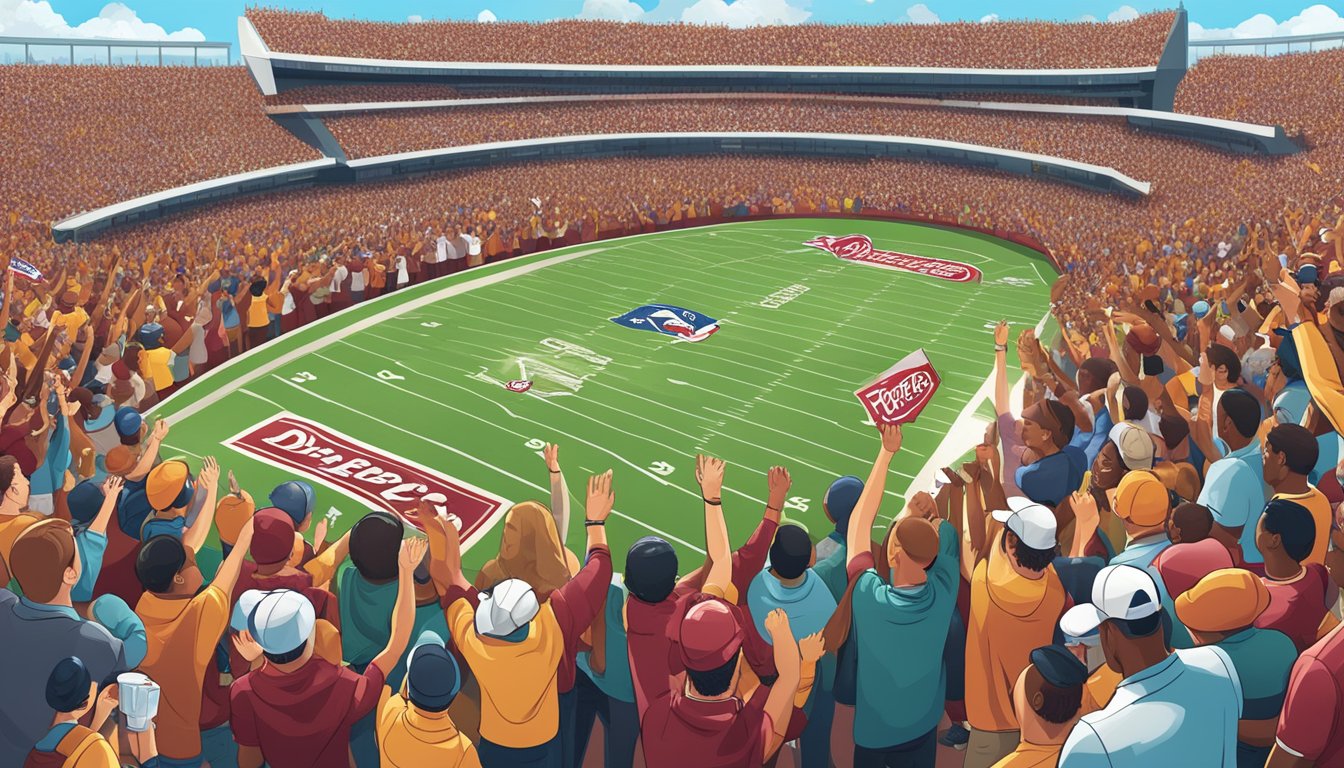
[991,496,1058,550]
[475,578,540,637]
[1059,564,1162,638]
[231,589,316,655]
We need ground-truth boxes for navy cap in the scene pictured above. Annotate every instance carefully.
[269,480,315,526]
[406,631,461,712]
[113,407,143,438]
[68,480,106,527]
[624,536,678,604]
[1030,644,1089,689]
[1295,264,1320,286]
[824,476,864,533]
[137,323,165,349]
[45,657,92,713]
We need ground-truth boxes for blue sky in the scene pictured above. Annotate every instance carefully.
[1,0,1340,49]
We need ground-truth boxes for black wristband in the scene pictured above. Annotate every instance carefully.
[766,505,781,514]
[703,497,723,506]
[585,520,606,527]
[548,469,561,474]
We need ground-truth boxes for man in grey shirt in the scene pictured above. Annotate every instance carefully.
[0,517,140,766]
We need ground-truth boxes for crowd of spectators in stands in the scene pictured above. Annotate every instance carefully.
[245,8,1178,69]
[0,67,318,222]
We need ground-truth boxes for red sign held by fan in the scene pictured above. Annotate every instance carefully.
[855,349,942,425]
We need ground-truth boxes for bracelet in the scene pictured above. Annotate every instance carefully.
[703,497,723,506]
[548,469,561,474]
[766,505,781,514]
[585,520,606,527]
[994,344,1007,352]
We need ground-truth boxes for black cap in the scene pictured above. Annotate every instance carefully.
[770,524,813,579]
[1030,644,1089,689]
[45,657,92,713]
[625,536,678,604]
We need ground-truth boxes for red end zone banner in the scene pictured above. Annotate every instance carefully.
[855,349,942,425]
[803,234,982,283]
[226,413,508,548]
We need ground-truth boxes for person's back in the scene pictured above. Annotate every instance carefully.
[0,521,130,767]
[1062,645,1241,766]
[375,631,481,768]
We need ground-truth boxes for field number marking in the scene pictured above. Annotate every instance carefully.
[290,371,317,384]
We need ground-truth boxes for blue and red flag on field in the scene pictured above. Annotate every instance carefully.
[7,257,43,283]
[610,304,719,342]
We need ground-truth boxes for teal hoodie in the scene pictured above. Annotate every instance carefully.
[337,568,449,690]
[851,519,960,749]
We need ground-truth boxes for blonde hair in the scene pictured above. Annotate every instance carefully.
[475,501,574,599]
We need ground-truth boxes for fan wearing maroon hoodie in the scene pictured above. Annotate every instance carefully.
[229,538,426,768]
[625,457,786,720]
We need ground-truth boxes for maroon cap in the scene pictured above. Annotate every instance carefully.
[679,599,743,672]
[249,507,296,566]
[1154,538,1233,600]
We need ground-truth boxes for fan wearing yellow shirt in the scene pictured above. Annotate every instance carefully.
[993,646,1089,768]
[376,630,481,768]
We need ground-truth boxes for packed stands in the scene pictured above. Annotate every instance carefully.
[245,8,1178,69]
[1174,48,1344,142]
[1,66,317,221]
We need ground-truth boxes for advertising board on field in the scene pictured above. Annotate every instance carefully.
[803,234,983,283]
[226,413,508,548]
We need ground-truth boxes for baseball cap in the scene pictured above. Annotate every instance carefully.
[1114,470,1169,527]
[1191,300,1211,319]
[269,480,315,526]
[146,460,194,512]
[67,480,105,527]
[474,578,539,638]
[991,497,1057,551]
[249,508,297,566]
[104,446,136,476]
[1113,423,1155,471]
[1153,539,1233,599]
[406,630,461,711]
[231,589,315,655]
[1174,568,1271,633]
[1059,564,1161,638]
[113,407,142,438]
[824,475,863,532]
[136,323,165,348]
[679,599,744,672]
[1295,264,1320,285]
[1030,644,1089,689]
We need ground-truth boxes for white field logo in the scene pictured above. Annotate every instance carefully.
[760,284,809,309]
[471,337,610,398]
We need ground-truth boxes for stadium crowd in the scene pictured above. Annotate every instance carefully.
[2,232,1344,768]
[245,8,1177,69]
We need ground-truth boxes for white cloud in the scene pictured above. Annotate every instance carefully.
[406,14,423,22]
[577,0,648,21]
[979,12,999,23]
[1189,4,1344,39]
[904,3,940,24]
[681,0,811,27]
[0,0,204,40]
[1106,5,1139,22]
[477,9,497,22]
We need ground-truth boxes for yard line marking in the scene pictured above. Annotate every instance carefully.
[704,407,869,465]
[250,382,706,554]
[161,442,203,460]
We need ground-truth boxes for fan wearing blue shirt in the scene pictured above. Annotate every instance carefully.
[1197,389,1269,565]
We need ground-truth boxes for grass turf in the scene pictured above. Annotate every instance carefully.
[154,218,1051,573]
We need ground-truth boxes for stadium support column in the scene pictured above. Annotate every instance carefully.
[1147,7,1189,111]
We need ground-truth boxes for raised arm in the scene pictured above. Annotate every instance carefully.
[543,443,571,547]
[761,609,803,763]
[182,457,220,554]
[847,424,901,570]
[1068,491,1100,558]
[210,516,256,594]
[127,418,170,482]
[993,320,1012,417]
[696,454,732,594]
[88,475,124,537]
[371,537,428,677]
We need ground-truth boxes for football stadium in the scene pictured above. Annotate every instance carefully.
[1,2,1343,768]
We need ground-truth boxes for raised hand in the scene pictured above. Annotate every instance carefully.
[198,456,220,488]
[399,537,429,572]
[994,320,1010,347]
[906,491,938,520]
[101,474,124,497]
[940,466,966,490]
[232,630,263,664]
[586,470,614,522]
[879,423,903,454]
[1070,490,1099,530]
[764,608,793,643]
[696,454,725,500]
[151,418,170,442]
[799,632,825,664]
[312,516,329,547]
[766,466,791,511]
[543,443,560,473]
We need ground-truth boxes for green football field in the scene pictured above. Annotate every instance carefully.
[154,218,1051,572]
